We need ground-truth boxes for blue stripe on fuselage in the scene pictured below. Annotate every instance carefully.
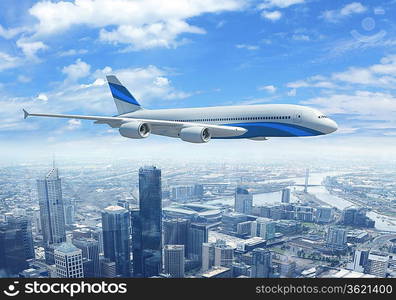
[109,83,140,106]
[215,122,324,138]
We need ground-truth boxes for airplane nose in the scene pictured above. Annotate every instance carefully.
[326,119,338,133]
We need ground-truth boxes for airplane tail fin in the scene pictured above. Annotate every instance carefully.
[106,75,142,114]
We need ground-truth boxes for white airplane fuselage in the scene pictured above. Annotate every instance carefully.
[120,104,338,139]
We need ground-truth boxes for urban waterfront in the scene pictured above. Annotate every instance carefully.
[1,158,396,279]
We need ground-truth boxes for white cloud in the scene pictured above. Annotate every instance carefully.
[16,38,48,59]
[258,0,305,9]
[292,34,310,41]
[36,93,48,101]
[27,0,246,50]
[236,44,260,50]
[58,49,88,57]
[287,88,296,96]
[62,59,91,82]
[261,10,282,21]
[301,90,396,124]
[0,52,21,71]
[0,25,29,39]
[17,75,32,83]
[66,119,82,130]
[258,85,277,93]
[321,2,367,23]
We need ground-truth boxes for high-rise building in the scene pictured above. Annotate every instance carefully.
[234,187,253,215]
[202,242,215,271]
[37,168,66,263]
[54,242,84,278]
[281,188,290,203]
[251,248,272,278]
[138,166,162,277]
[367,252,389,278]
[214,242,234,268]
[348,249,369,273]
[101,258,116,278]
[251,218,276,240]
[0,222,29,276]
[164,245,185,278]
[188,223,209,263]
[163,218,190,256]
[7,216,35,260]
[131,208,143,277]
[326,226,347,252]
[73,238,100,277]
[102,205,131,277]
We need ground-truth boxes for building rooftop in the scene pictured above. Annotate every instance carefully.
[104,205,127,213]
[55,242,80,254]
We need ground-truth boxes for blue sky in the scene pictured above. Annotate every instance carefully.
[1,0,396,162]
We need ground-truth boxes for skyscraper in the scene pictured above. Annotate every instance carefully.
[188,223,209,263]
[164,245,185,278]
[139,166,162,277]
[37,167,66,263]
[73,238,100,277]
[102,205,131,277]
[214,241,234,268]
[54,242,84,278]
[7,216,35,260]
[234,187,253,214]
[131,208,143,277]
[0,222,29,276]
[281,188,290,203]
[348,248,369,273]
[163,218,190,257]
[367,252,389,278]
[304,169,309,193]
[326,226,347,252]
[251,248,272,278]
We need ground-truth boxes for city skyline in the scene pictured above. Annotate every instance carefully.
[1,159,396,278]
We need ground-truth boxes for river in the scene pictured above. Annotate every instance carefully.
[207,172,396,232]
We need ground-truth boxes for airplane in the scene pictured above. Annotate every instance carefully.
[23,75,338,143]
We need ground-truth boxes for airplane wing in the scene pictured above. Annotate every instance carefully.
[23,109,247,137]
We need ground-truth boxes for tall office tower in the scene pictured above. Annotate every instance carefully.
[37,167,66,263]
[234,187,253,214]
[367,252,389,278]
[54,242,84,278]
[117,199,130,210]
[163,218,190,256]
[188,223,209,263]
[73,238,100,277]
[101,258,116,278]
[251,218,276,240]
[131,208,143,277]
[102,205,131,277]
[0,222,29,276]
[139,166,162,277]
[7,216,35,260]
[304,169,309,193]
[64,203,75,225]
[202,242,215,271]
[92,228,104,254]
[348,249,369,273]
[251,248,272,278]
[326,226,347,252]
[315,206,333,223]
[214,241,234,268]
[281,188,291,203]
[164,245,185,278]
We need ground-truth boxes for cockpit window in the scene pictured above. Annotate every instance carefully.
[318,115,328,119]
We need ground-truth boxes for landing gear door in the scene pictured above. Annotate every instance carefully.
[293,112,303,123]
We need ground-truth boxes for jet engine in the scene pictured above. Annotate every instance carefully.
[119,121,151,139]
[179,127,211,143]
